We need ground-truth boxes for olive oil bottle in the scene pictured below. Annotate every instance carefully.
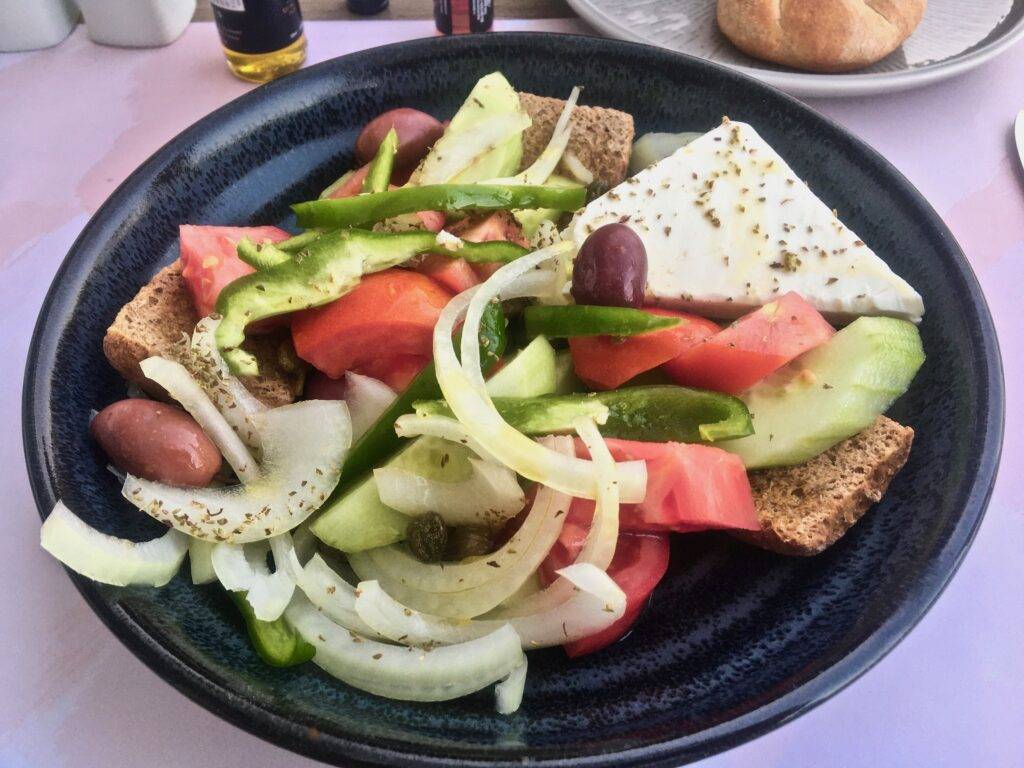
[211,0,306,83]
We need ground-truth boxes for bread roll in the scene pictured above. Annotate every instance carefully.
[717,0,926,73]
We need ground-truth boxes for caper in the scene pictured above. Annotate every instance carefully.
[406,512,448,563]
[446,526,494,560]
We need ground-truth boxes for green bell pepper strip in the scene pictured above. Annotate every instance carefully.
[215,229,440,375]
[425,240,528,264]
[216,229,529,375]
[362,128,398,194]
[230,591,314,668]
[524,305,682,339]
[415,385,754,443]
[292,184,586,230]
[236,238,292,270]
[328,301,507,494]
[276,230,322,253]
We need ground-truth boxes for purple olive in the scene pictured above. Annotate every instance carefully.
[571,223,648,308]
[91,400,221,487]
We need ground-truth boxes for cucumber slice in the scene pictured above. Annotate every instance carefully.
[486,336,556,398]
[552,350,585,394]
[720,316,924,469]
[311,336,559,553]
[309,437,476,552]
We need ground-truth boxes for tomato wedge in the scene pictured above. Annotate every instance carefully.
[178,225,290,318]
[662,292,835,394]
[449,212,529,281]
[291,269,451,379]
[540,526,670,658]
[572,438,759,533]
[414,254,480,294]
[570,308,720,390]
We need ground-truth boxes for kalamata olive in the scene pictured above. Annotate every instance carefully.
[91,399,221,487]
[571,223,648,308]
[406,512,448,563]
[304,370,346,400]
[355,108,445,173]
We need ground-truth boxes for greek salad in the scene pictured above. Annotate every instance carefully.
[41,72,925,712]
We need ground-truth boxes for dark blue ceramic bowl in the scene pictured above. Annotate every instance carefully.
[23,33,1003,767]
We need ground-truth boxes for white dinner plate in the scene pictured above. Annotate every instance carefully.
[567,0,1024,97]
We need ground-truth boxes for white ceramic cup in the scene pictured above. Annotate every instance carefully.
[0,0,79,52]
[76,0,196,48]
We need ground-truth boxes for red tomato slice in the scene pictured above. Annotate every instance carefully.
[572,438,759,533]
[540,528,670,658]
[414,210,446,233]
[414,254,480,294]
[179,224,290,318]
[663,292,835,394]
[291,269,452,378]
[448,212,528,281]
[354,354,430,392]
[570,308,720,390]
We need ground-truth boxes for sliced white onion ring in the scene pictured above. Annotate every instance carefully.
[347,437,574,619]
[189,316,265,452]
[490,416,620,619]
[344,372,396,440]
[140,357,259,483]
[561,149,594,185]
[40,501,187,588]
[284,595,525,706]
[393,413,498,463]
[278,546,382,638]
[354,563,625,649]
[374,458,524,526]
[211,541,294,621]
[189,538,217,585]
[434,249,647,502]
[123,399,351,543]
[495,661,527,715]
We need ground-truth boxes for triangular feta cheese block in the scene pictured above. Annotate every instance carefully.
[568,121,924,323]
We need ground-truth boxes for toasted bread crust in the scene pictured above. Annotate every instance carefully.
[716,0,926,73]
[735,416,914,555]
[103,261,302,407]
[518,92,634,189]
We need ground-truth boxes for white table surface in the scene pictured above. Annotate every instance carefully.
[1,18,1021,768]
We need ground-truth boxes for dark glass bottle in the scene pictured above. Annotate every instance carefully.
[434,0,494,35]
[347,0,389,14]
[211,0,306,83]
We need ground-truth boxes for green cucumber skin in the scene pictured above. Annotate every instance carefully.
[720,316,925,469]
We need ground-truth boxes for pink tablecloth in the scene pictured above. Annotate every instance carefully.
[1,19,1021,768]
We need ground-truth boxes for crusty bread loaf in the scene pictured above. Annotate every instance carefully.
[717,0,926,73]
[102,261,302,407]
[735,416,914,555]
[518,92,634,190]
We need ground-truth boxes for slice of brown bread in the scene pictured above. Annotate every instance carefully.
[734,416,914,556]
[102,261,302,407]
[518,92,635,190]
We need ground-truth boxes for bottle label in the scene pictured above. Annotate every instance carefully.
[434,0,493,35]
[213,0,303,55]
